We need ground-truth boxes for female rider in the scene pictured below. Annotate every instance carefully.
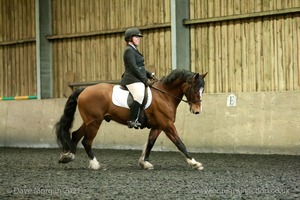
[121,28,154,129]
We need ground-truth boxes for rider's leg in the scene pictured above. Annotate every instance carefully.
[126,82,145,129]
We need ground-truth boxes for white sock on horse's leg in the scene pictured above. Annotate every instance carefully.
[186,158,204,170]
[89,157,100,170]
[138,143,154,170]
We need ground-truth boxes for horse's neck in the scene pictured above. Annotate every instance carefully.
[160,81,185,102]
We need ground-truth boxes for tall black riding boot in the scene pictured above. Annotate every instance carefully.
[127,100,142,129]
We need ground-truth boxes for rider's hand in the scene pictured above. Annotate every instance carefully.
[151,73,158,81]
[147,79,155,86]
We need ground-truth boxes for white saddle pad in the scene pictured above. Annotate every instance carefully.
[112,85,152,109]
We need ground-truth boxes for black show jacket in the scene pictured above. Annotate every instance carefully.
[121,44,152,86]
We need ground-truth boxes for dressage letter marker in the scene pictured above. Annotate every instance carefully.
[227,94,237,107]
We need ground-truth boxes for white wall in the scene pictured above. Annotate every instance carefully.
[0,91,299,155]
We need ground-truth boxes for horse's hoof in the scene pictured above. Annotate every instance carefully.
[187,158,204,170]
[58,152,75,163]
[138,161,154,170]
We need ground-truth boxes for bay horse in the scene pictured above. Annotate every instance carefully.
[55,69,207,170]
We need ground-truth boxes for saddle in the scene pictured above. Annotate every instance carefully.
[111,85,152,129]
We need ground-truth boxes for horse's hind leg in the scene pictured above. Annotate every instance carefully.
[138,128,162,170]
[81,120,102,170]
[59,123,86,163]
[71,123,86,150]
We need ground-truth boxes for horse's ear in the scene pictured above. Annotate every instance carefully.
[194,73,200,80]
[202,72,208,78]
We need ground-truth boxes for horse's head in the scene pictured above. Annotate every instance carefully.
[183,72,208,114]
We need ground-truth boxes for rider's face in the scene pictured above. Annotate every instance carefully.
[132,36,141,46]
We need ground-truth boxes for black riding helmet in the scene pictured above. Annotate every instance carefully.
[124,28,143,42]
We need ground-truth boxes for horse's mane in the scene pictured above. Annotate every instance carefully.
[160,69,195,84]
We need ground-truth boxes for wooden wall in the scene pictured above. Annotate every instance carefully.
[0,0,36,97]
[0,0,299,97]
[50,0,171,97]
[189,0,300,93]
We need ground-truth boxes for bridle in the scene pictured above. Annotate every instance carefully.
[184,84,203,104]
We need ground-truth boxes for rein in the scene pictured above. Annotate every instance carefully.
[150,85,189,103]
[149,85,202,104]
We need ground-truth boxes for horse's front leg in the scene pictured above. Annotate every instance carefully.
[138,128,162,170]
[164,124,204,170]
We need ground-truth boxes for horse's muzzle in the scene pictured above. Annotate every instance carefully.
[190,104,202,114]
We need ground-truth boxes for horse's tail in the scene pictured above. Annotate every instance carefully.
[55,88,84,153]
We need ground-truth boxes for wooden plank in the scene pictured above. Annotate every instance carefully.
[281,15,288,91]
[248,1,256,92]
[208,22,215,92]
[63,71,75,97]
[3,46,8,96]
[284,14,293,91]
[57,0,63,34]
[165,28,171,74]
[269,0,276,91]
[227,0,235,92]
[70,0,76,33]
[117,34,124,79]
[190,25,196,72]
[28,45,32,95]
[241,0,248,92]
[215,0,222,91]
[293,13,300,90]
[262,17,271,91]
[189,0,196,72]
[199,0,209,84]
[12,1,16,95]
[221,0,229,93]
[0,1,3,96]
[11,0,16,41]
[273,14,278,91]
[27,43,32,95]
[215,22,221,92]
[52,42,57,97]
[21,43,26,95]
[57,40,64,97]
[25,0,30,39]
[85,0,90,32]
[33,42,37,95]
[255,0,263,92]
[47,23,171,40]
[276,16,284,90]
[89,37,95,81]
[0,38,36,46]
[234,0,242,92]
[214,0,221,17]
[100,36,106,80]
[0,0,3,42]
[75,38,82,87]
[184,7,300,25]
[147,27,155,75]
[75,0,80,33]
[0,46,3,96]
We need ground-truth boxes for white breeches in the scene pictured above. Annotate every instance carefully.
[126,82,145,104]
